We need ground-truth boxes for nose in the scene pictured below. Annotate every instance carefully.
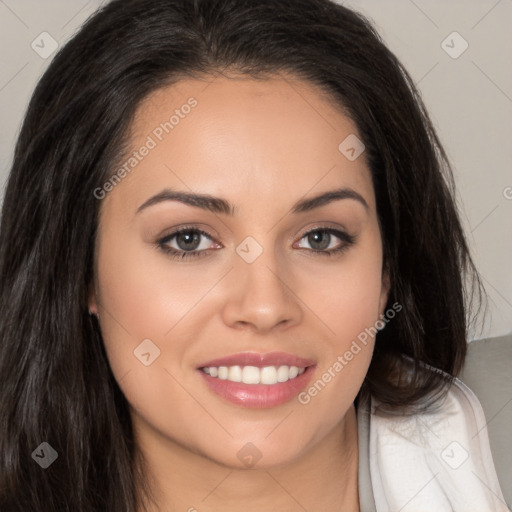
[220,246,304,334]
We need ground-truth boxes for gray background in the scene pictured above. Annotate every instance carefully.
[1,0,511,340]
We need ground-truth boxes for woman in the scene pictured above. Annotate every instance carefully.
[0,0,506,510]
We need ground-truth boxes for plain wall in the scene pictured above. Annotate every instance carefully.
[0,0,511,339]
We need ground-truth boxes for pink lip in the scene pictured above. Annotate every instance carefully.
[196,351,317,408]
[198,366,316,408]
[197,351,315,369]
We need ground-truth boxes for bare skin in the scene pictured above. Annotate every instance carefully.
[89,72,389,512]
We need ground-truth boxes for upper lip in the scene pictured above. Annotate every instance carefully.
[197,351,316,369]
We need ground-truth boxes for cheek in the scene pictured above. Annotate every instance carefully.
[331,268,384,345]
[96,231,222,342]
[94,230,231,411]
[93,233,183,382]
[308,240,385,346]
[93,235,213,440]
[302,236,384,402]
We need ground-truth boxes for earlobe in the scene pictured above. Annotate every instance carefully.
[87,282,99,316]
[379,270,391,316]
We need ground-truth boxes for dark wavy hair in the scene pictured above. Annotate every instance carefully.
[0,0,486,510]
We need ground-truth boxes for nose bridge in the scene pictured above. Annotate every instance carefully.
[221,233,302,331]
[237,233,289,304]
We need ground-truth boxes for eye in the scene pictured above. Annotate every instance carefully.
[295,227,356,256]
[156,226,356,261]
[157,227,219,260]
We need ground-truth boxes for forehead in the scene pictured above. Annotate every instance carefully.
[101,73,375,219]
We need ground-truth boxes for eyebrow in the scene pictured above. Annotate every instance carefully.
[136,186,369,216]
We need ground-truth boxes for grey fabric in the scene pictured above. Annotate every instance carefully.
[357,395,377,511]
[459,334,512,509]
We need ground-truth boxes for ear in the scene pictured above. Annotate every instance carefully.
[88,281,98,316]
[378,269,391,317]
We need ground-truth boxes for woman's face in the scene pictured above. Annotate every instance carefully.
[90,74,389,469]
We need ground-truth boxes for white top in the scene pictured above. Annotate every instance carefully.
[357,371,508,511]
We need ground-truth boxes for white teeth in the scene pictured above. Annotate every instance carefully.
[260,366,277,385]
[277,365,289,382]
[228,365,242,382]
[201,365,306,384]
[289,366,299,379]
[242,366,260,384]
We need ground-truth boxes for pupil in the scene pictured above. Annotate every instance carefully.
[310,231,329,250]
[178,231,200,250]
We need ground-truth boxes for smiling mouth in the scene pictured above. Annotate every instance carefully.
[200,365,307,385]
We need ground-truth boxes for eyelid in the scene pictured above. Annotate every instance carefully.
[156,224,220,243]
[294,226,356,250]
[298,224,348,238]
[157,226,221,248]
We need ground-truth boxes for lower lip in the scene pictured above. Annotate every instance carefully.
[197,366,316,408]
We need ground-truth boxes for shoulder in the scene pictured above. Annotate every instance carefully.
[360,360,509,511]
[460,334,512,508]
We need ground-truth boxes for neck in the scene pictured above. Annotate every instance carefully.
[134,404,360,512]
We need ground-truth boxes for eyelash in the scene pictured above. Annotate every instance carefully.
[156,226,356,261]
